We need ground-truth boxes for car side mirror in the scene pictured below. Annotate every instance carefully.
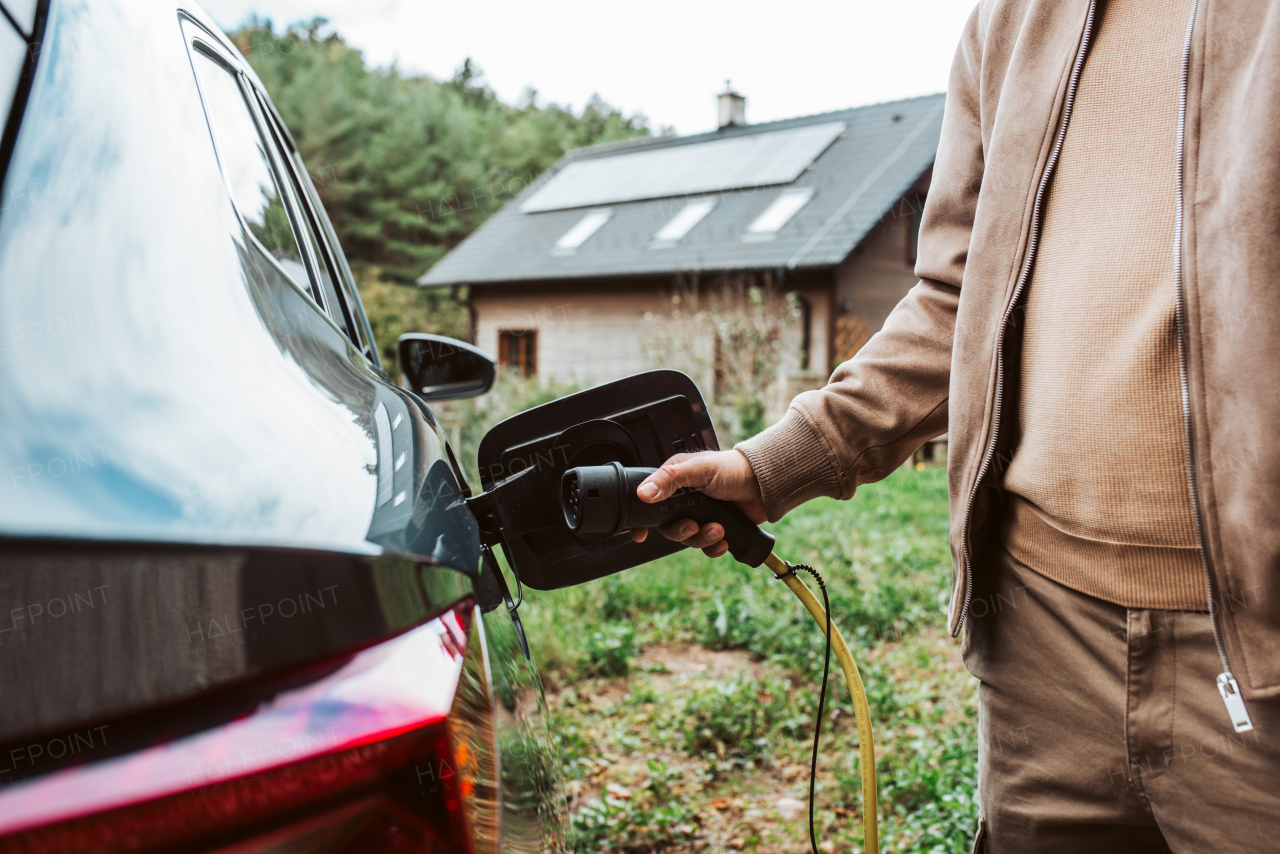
[397,333,496,401]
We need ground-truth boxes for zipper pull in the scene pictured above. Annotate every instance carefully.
[1216,672,1254,733]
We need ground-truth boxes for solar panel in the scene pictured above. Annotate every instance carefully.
[520,121,846,214]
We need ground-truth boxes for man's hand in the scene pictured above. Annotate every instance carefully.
[629,450,766,558]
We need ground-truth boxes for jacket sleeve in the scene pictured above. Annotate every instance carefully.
[736,3,986,522]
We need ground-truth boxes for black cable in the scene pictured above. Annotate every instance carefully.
[481,544,531,660]
[510,557,525,612]
[785,562,831,854]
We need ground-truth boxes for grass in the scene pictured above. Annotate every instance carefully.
[517,465,979,854]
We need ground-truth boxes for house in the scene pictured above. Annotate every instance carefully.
[419,87,945,423]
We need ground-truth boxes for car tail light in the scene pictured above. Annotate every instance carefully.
[0,600,497,853]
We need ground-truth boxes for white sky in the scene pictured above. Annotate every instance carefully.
[199,0,975,136]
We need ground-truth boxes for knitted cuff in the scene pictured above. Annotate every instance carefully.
[735,409,844,523]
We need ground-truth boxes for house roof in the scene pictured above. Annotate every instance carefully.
[419,92,946,287]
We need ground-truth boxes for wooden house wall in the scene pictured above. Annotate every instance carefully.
[832,208,921,366]
[470,282,682,386]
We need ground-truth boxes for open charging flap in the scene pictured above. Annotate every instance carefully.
[465,370,718,590]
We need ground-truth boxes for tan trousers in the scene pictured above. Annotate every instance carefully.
[964,549,1280,853]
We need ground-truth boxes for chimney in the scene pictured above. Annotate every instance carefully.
[717,80,746,129]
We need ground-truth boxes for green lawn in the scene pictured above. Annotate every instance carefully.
[517,466,979,854]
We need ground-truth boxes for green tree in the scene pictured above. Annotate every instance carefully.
[231,19,649,350]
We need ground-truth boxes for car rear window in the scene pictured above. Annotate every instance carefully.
[190,49,310,294]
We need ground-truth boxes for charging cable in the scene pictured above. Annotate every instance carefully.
[773,560,834,854]
[766,553,878,854]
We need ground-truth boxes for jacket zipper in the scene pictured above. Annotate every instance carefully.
[1171,0,1253,733]
[954,0,1098,636]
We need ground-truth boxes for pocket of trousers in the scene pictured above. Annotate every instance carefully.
[971,815,987,854]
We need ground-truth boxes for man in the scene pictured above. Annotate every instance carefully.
[631,0,1280,850]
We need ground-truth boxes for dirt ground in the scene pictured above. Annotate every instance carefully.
[552,643,863,853]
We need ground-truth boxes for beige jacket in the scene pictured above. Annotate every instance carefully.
[738,0,1280,700]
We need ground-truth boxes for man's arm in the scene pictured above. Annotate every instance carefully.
[636,4,987,549]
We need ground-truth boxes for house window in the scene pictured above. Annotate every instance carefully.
[498,330,537,377]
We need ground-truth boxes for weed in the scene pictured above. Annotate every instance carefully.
[570,760,700,852]
[584,623,638,678]
[680,675,790,755]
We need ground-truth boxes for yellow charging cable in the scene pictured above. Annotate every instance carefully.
[764,552,879,854]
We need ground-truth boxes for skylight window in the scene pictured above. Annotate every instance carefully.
[650,199,717,248]
[743,188,814,241]
[551,208,612,255]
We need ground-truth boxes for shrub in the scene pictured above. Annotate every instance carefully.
[640,274,801,445]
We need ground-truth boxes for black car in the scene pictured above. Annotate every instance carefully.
[0,1,569,850]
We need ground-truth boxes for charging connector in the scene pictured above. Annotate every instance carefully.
[561,463,775,567]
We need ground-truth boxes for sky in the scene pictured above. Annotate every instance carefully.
[199,0,975,136]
